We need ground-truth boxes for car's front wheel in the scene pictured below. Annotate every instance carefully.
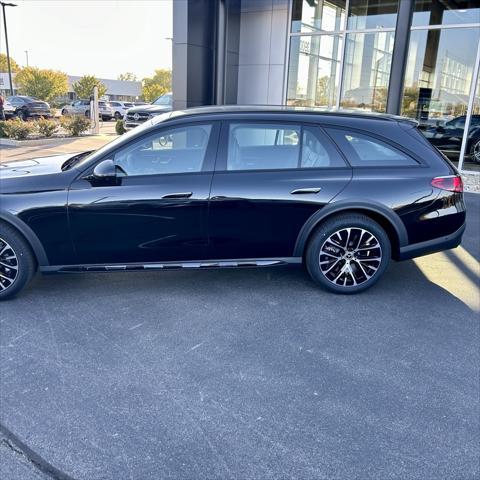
[16,110,26,121]
[306,214,391,294]
[0,223,36,300]
[114,111,122,120]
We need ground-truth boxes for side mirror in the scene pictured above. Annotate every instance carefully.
[93,159,116,178]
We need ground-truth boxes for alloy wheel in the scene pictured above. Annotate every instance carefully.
[319,228,382,287]
[0,237,19,292]
[473,139,480,163]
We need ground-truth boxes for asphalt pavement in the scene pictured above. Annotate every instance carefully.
[0,194,479,480]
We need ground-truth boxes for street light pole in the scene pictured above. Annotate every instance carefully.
[24,50,28,67]
[1,2,17,96]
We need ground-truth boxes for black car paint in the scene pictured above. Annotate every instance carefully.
[0,108,466,272]
[7,96,51,119]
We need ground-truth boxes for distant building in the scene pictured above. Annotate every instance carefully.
[0,73,142,101]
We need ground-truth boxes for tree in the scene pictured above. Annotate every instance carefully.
[14,67,68,102]
[117,72,137,82]
[72,75,107,99]
[0,53,20,73]
[141,69,171,102]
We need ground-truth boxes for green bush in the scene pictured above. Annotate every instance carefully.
[115,119,126,135]
[1,118,36,140]
[36,117,59,137]
[61,115,90,136]
[0,120,8,138]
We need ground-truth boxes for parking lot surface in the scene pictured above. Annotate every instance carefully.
[0,195,479,480]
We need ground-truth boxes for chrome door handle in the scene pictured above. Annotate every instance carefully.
[290,187,321,194]
[162,192,193,199]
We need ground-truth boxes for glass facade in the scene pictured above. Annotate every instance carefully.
[287,0,480,171]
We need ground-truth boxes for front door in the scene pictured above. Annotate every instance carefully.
[68,121,219,265]
[208,120,352,259]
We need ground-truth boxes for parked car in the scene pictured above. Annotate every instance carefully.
[7,95,51,120]
[3,99,15,119]
[108,101,135,120]
[61,99,114,121]
[0,106,466,300]
[423,115,480,162]
[124,92,172,130]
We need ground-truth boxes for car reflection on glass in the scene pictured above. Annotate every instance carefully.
[423,115,480,162]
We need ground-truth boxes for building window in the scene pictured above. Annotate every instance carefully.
[347,0,399,30]
[291,0,346,33]
[287,34,343,108]
[412,0,480,27]
[402,27,480,165]
[340,31,395,112]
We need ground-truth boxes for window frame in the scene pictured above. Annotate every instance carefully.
[82,120,221,181]
[216,119,349,173]
[323,125,426,168]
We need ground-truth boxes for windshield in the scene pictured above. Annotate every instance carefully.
[152,93,172,106]
[71,111,174,170]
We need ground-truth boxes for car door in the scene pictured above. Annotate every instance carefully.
[67,121,220,265]
[207,120,352,259]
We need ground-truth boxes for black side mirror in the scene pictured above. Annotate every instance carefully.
[93,159,116,178]
[84,159,118,185]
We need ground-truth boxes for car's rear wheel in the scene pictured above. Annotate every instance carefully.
[306,214,391,294]
[85,110,90,118]
[0,224,36,301]
[470,138,480,163]
[114,111,122,120]
[17,110,26,121]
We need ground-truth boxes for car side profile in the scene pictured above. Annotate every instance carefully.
[61,100,114,121]
[7,95,52,120]
[0,106,466,300]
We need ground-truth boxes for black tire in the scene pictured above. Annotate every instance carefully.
[85,110,90,118]
[305,214,391,294]
[0,223,36,300]
[61,109,68,116]
[17,110,26,121]
[114,111,122,120]
[469,138,480,163]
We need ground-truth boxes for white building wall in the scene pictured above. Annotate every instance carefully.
[237,0,289,105]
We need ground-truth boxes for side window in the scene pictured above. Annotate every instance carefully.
[114,124,212,176]
[301,127,346,168]
[227,123,300,171]
[326,128,419,167]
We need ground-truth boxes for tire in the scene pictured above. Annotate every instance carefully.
[61,109,68,116]
[85,110,90,118]
[305,214,391,294]
[0,223,36,300]
[114,111,122,120]
[469,138,480,163]
[17,110,26,121]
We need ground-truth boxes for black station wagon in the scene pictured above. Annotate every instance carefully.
[0,106,466,299]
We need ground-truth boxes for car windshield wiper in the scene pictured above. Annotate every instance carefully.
[61,150,95,171]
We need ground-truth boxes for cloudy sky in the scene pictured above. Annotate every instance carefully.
[1,0,172,80]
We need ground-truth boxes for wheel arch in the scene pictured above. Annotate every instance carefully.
[0,211,49,266]
[294,201,408,260]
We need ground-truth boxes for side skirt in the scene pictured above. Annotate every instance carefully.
[40,257,303,274]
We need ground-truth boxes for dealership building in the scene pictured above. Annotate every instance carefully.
[173,0,480,171]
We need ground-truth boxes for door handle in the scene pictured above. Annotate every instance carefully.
[290,187,321,195]
[162,192,193,199]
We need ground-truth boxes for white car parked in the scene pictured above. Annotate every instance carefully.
[61,100,114,121]
[108,101,135,120]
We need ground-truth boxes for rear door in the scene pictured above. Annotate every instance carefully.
[207,120,352,259]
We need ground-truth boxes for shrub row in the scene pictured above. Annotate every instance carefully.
[0,116,91,140]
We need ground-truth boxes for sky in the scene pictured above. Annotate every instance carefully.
[0,0,172,80]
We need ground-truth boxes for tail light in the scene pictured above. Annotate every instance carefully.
[431,175,463,193]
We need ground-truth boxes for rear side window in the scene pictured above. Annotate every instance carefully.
[326,128,419,167]
[226,123,345,171]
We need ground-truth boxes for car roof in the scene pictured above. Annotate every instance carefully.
[167,105,418,125]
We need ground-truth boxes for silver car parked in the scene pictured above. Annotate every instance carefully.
[61,100,114,121]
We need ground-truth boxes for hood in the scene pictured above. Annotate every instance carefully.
[126,104,172,114]
[0,153,77,179]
